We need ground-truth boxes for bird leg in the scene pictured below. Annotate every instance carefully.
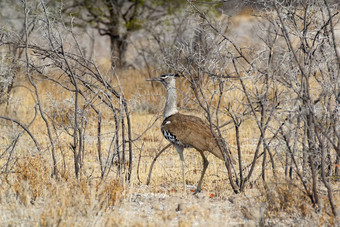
[194,151,209,195]
[175,146,186,192]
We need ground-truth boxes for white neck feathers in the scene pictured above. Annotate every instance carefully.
[163,79,178,119]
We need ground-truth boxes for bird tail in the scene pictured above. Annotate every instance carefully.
[211,146,236,165]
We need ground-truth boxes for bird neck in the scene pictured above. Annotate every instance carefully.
[164,81,178,119]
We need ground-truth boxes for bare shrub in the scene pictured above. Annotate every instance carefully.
[0,0,134,183]
[0,0,338,224]
[161,0,339,218]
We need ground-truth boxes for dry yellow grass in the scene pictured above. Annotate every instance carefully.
[0,69,339,226]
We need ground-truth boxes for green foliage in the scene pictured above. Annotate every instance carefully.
[132,0,146,6]
[61,0,220,67]
[150,0,186,14]
[126,18,143,31]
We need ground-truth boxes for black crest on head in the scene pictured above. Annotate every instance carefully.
[160,73,180,78]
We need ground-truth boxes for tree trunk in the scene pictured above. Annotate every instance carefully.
[110,33,128,69]
[107,0,128,69]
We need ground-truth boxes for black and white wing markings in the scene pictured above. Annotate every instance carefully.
[162,129,176,143]
[161,119,187,147]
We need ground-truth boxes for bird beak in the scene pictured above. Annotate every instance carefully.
[146,77,161,82]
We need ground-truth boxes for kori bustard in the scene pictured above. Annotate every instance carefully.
[147,73,234,194]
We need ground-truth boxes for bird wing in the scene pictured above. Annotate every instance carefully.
[162,113,223,159]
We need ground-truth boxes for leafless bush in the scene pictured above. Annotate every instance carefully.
[0,50,16,105]
[0,0,338,221]
[0,0,133,183]
[163,0,339,217]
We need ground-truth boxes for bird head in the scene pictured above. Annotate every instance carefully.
[146,73,180,87]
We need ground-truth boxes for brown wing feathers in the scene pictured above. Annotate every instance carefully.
[162,113,224,160]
